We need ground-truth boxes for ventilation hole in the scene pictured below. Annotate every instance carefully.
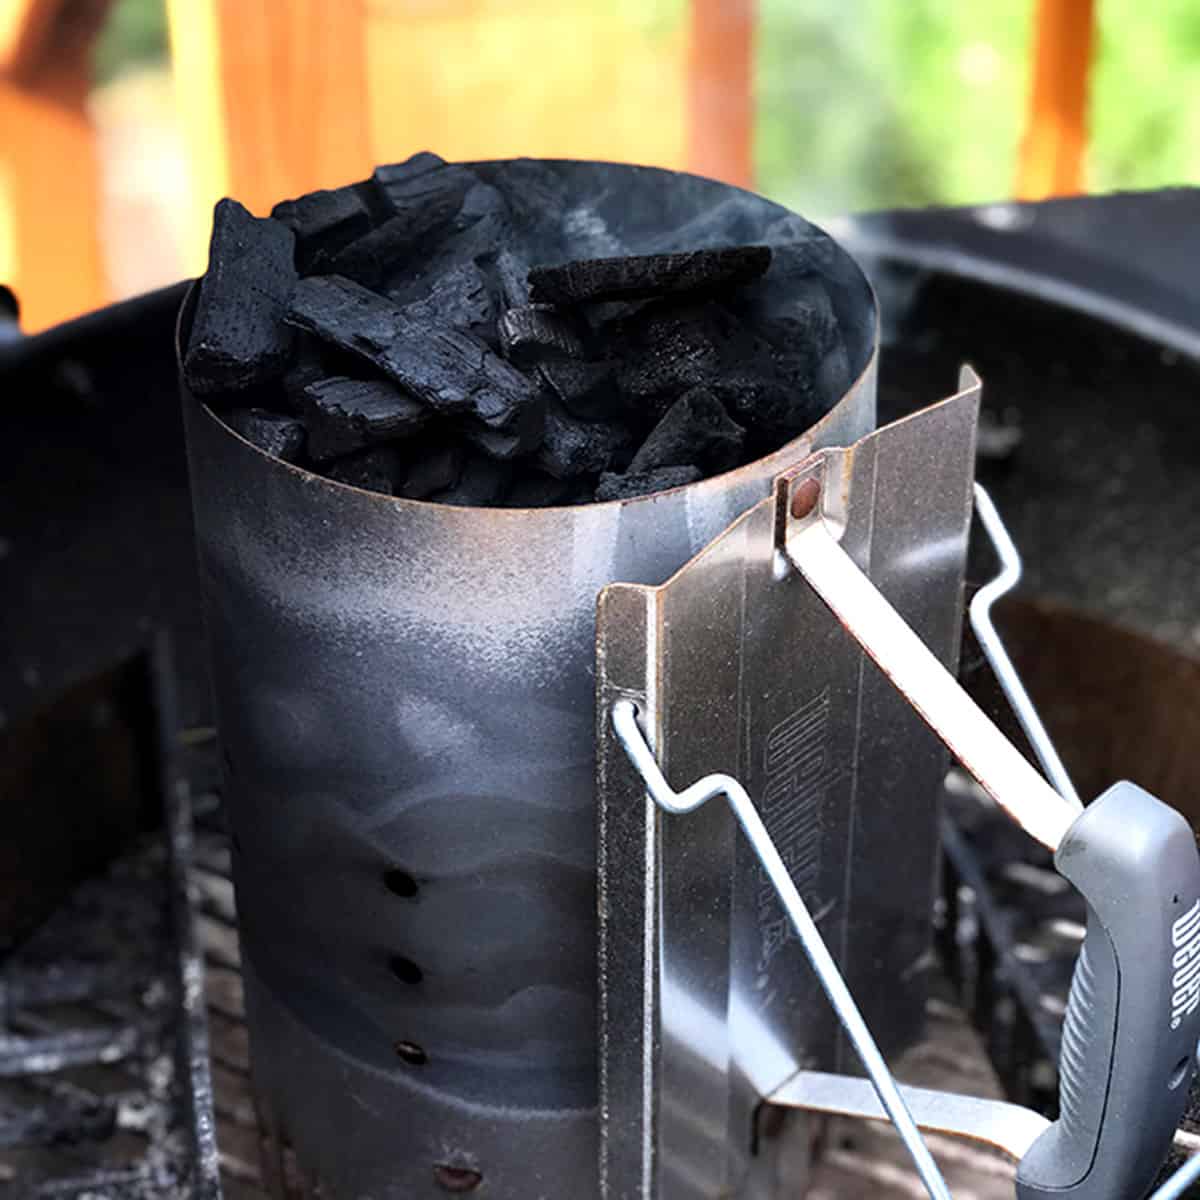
[394,1040,427,1066]
[1169,1055,1191,1090]
[433,1165,482,1193]
[383,868,419,898]
[389,955,423,985]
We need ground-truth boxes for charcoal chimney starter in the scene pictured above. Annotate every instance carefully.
[181,160,884,1199]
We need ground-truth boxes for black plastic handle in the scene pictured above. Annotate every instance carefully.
[1017,781,1200,1200]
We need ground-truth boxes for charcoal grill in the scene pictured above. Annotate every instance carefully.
[5,186,1200,1199]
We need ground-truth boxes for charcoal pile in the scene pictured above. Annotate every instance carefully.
[182,153,853,506]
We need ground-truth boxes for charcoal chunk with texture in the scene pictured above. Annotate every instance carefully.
[595,465,702,501]
[537,359,621,421]
[498,306,585,367]
[184,199,296,395]
[224,408,306,464]
[401,263,494,335]
[371,154,472,221]
[271,185,373,272]
[628,387,745,475]
[536,407,632,479]
[397,438,463,499]
[529,245,771,306]
[288,275,541,432]
[616,302,734,420]
[327,445,406,494]
[431,454,512,506]
[301,376,431,461]
[491,249,532,307]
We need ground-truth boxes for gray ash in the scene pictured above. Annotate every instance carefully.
[182,153,856,506]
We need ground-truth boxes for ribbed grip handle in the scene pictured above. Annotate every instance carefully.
[1016,782,1200,1200]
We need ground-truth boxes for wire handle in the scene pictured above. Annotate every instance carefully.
[611,699,953,1200]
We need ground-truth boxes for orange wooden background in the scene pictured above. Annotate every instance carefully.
[1,0,1090,333]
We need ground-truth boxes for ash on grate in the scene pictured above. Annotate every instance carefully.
[182,153,852,506]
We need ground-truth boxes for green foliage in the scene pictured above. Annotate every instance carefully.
[756,0,1195,215]
[93,0,168,86]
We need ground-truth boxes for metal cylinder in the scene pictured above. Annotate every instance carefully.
[181,161,878,1199]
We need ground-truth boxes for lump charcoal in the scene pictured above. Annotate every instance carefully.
[282,335,328,407]
[492,249,531,307]
[224,408,306,464]
[537,359,621,422]
[498,305,585,367]
[430,454,512,506]
[594,465,702,502]
[287,276,541,432]
[371,155,471,221]
[459,396,545,460]
[397,438,464,500]
[536,407,633,479]
[402,263,494,334]
[184,199,296,396]
[528,245,771,306]
[324,205,463,288]
[502,470,577,508]
[499,158,568,232]
[301,376,430,461]
[271,185,373,272]
[628,387,745,475]
[327,445,406,495]
[383,180,511,301]
[616,302,734,420]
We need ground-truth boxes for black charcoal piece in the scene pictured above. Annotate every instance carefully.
[528,245,771,306]
[499,158,568,231]
[224,408,307,463]
[288,275,541,432]
[628,387,745,475]
[595,465,702,501]
[460,404,545,461]
[402,263,494,334]
[325,205,463,288]
[537,359,621,422]
[492,249,531,307]
[301,376,430,461]
[271,185,373,272]
[282,335,328,406]
[184,199,296,395]
[616,302,733,418]
[397,439,463,499]
[502,470,577,508]
[536,407,632,479]
[371,155,471,220]
[327,445,405,495]
[498,306,585,367]
[431,454,511,506]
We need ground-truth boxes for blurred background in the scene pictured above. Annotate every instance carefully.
[1,0,1192,332]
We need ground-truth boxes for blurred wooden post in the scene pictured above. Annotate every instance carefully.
[0,0,110,331]
[687,0,755,189]
[1015,0,1095,199]
[167,0,373,274]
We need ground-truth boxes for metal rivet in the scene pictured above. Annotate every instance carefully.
[790,477,821,520]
